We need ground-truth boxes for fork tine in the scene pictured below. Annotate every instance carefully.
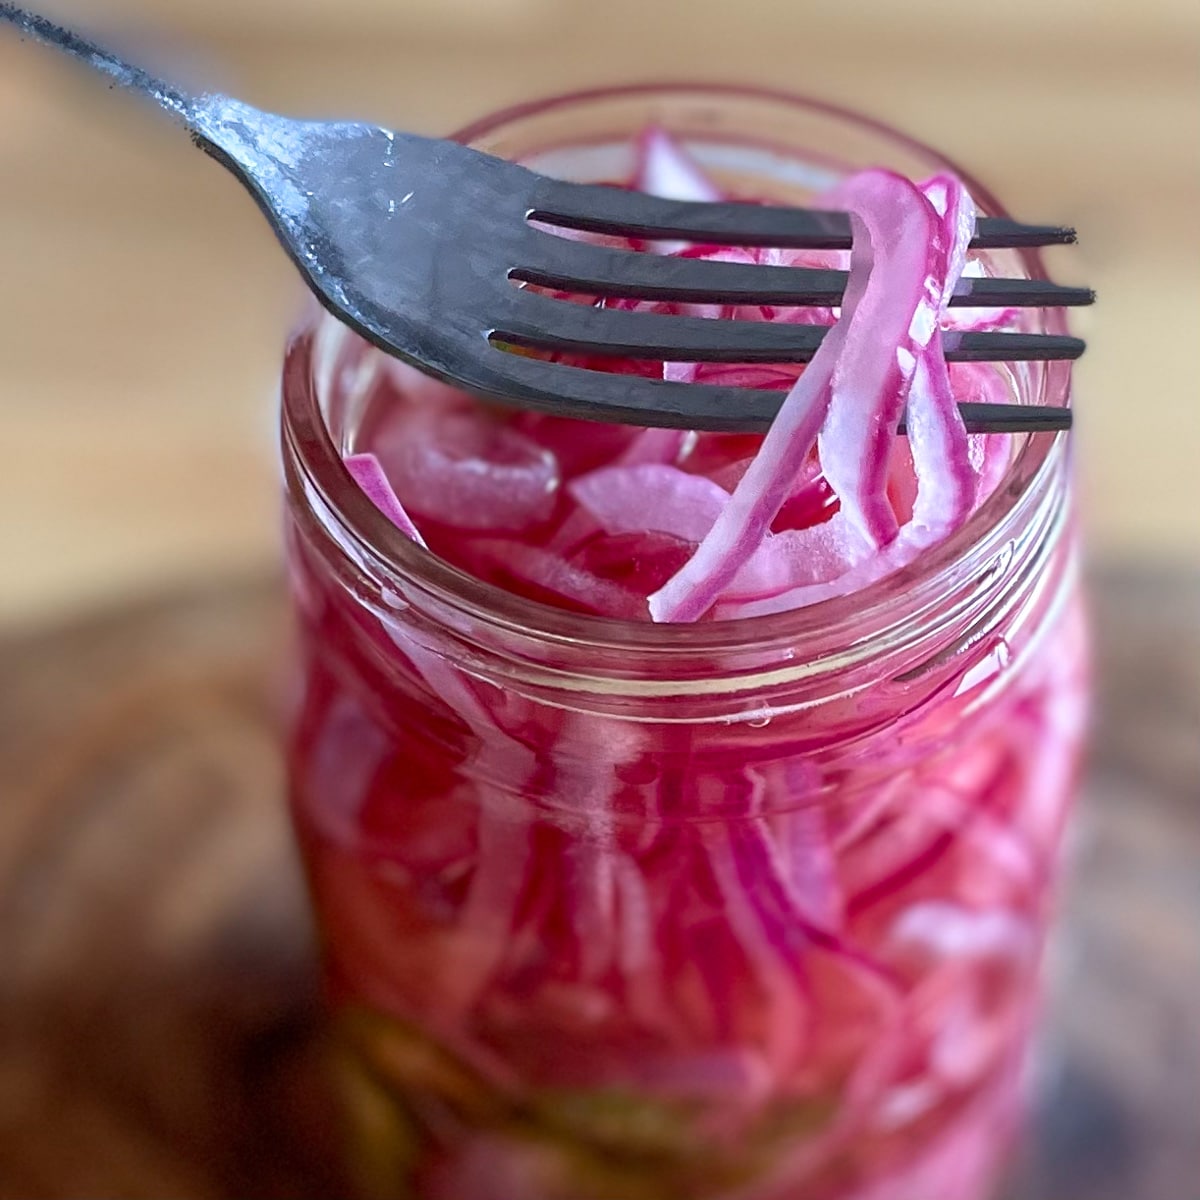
[477,348,778,431]
[464,348,1071,434]
[495,291,1086,363]
[499,292,825,361]
[530,178,1077,250]
[515,233,1096,309]
[515,236,844,307]
[954,276,1096,308]
[940,330,1087,362]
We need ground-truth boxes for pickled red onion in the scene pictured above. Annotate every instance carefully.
[568,464,729,543]
[345,452,427,548]
[650,170,947,622]
[348,135,1016,626]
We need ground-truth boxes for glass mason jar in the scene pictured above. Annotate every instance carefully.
[281,86,1088,1200]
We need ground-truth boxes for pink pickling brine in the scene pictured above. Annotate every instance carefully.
[280,86,1088,1200]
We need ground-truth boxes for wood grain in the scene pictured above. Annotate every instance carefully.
[0,569,1196,1199]
[0,2,1197,629]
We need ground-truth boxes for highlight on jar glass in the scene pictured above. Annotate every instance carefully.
[281,85,1090,1200]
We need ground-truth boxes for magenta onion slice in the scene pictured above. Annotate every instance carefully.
[647,307,842,621]
[815,172,944,548]
[344,452,428,547]
[653,170,988,622]
[650,170,941,622]
[903,174,977,539]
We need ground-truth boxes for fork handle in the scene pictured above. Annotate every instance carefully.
[0,4,197,125]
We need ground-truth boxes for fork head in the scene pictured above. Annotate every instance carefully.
[193,101,1077,435]
[194,104,784,431]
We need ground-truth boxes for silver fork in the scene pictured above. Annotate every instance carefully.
[1,4,1089,435]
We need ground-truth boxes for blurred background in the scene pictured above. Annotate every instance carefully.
[0,2,1196,1198]
[0,0,1196,625]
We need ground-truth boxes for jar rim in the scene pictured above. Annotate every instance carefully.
[281,82,1073,666]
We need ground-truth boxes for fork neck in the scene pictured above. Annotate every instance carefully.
[0,5,297,180]
[0,3,195,124]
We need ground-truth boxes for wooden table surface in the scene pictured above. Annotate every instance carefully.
[0,567,1196,1199]
[0,0,1198,629]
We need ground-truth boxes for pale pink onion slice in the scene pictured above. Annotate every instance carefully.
[568,463,729,543]
[634,124,722,202]
[469,540,647,619]
[633,125,724,257]
[378,409,560,533]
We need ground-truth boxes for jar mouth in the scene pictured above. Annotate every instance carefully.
[281,82,1073,663]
